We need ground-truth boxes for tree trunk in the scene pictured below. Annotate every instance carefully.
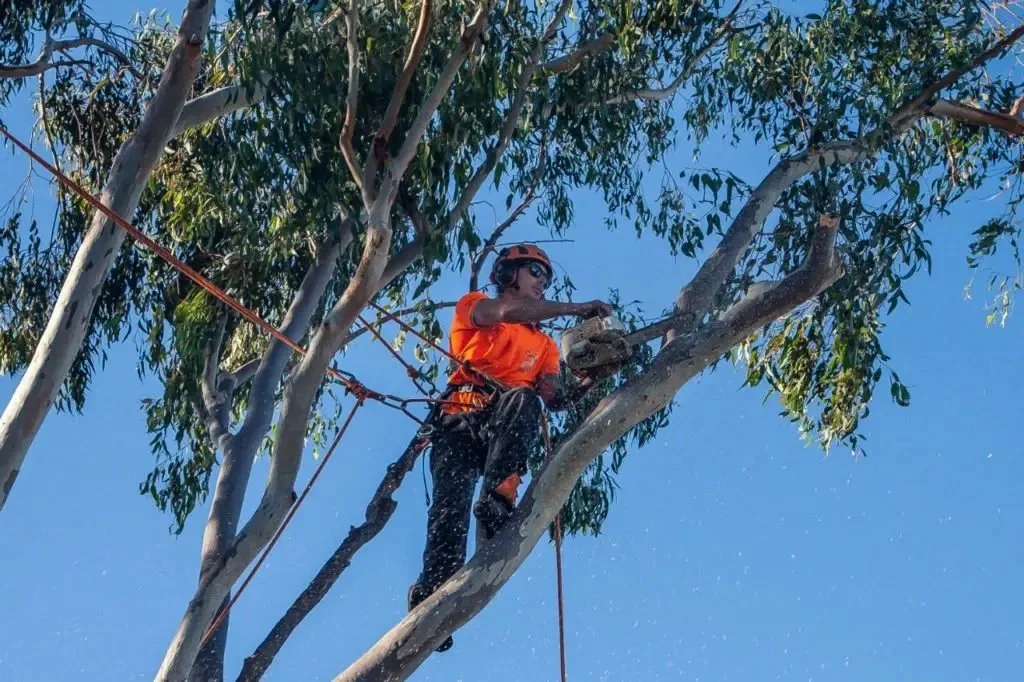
[0,0,215,512]
[188,233,349,681]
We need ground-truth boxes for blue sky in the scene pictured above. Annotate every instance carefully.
[2,3,1023,682]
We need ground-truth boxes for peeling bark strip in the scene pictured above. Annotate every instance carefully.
[0,0,216,513]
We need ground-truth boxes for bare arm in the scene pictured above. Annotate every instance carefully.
[472,297,611,327]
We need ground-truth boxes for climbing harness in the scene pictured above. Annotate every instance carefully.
[0,124,571,676]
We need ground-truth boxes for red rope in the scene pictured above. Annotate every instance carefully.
[0,124,377,399]
[541,412,568,682]
[367,300,507,392]
[356,313,433,396]
[199,397,366,649]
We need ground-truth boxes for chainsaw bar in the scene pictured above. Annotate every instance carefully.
[559,311,693,372]
[616,312,693,348]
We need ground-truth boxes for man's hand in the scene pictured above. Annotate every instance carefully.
[572,299,613,319]
[536,362,619,412]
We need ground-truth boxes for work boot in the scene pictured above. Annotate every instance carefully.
[473,490,514,540]
[407,583,454,652]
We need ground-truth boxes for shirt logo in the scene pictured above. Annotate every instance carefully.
[519,349,539,373]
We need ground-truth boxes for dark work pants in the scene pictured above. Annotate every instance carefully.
[412,387,543,597]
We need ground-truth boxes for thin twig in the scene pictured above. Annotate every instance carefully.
[54,36,141,78]
[468,189,538,291]
[468,123,550,291]
[0,34,140,80]
[377,0,498,206]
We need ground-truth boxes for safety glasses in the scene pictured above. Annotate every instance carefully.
[525,261,551,288]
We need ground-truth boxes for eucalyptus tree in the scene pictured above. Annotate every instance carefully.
[3,0,1024,681]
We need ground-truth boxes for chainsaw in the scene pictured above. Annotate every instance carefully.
[558,312,686,373]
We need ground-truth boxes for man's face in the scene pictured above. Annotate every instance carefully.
[516,261,550,300]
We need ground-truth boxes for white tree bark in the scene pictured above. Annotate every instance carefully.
[154,6,497,678]
[189,228,353,682]
[0,0,216,512]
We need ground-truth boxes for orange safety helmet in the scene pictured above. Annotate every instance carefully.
[489,243,554,290]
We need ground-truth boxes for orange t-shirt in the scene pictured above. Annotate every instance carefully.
[442,291,560,413]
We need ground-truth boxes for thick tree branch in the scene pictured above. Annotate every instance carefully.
[237,438,427,681]
[927,98,1024,135]
[363,0,434,192]
[671,140,867,341]
[331,212,845,682]
[716,215,843,333]
[172,81,267,138]
[607,0,743,105]
[540,32,615,74]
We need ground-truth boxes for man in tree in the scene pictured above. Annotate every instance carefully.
[407,243,613,651]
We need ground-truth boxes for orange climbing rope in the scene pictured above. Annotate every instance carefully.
[0,124,384,400]
[542,413,568,682]
[1,123,569,676]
